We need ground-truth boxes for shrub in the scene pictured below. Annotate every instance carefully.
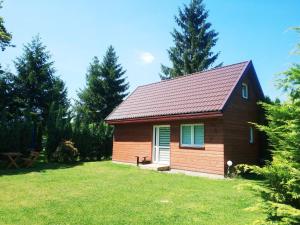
[236,30,300,225]
[45,105,113,162]
[72,117,113,161]
[52,140,78,163]
[0,118,33,153]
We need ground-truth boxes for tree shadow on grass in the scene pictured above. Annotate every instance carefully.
[0,161,84,177]
[239,173,265,181]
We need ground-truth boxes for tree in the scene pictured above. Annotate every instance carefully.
[14,35,68,123]
[0,1,13,52]
[14,35,68,150]
[160,0,220,80]
[0,1,15,119]
[237,30,300,225]
[0,70,22,120]
[76,56,102,123]
[77,46,128,122]
[100,46,128,118]
[0,0,14,104]
[75,46,127,160]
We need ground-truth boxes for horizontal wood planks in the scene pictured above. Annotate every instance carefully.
[112,118,225,175]
[223,70,262,170]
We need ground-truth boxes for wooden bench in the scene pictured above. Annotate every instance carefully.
[20,151,40,168]
[135,156,150,166]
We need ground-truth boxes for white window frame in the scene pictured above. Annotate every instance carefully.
[242,83,248,99]
[180,123,204,148]
[250,127,254,144]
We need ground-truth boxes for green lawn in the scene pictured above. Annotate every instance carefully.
[0,161,264,225]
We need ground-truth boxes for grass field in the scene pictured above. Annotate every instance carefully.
[0,161,265,225]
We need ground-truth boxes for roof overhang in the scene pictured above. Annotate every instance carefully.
[105,111,223,125]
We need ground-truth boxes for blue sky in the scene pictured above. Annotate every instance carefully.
[0,0,299,101]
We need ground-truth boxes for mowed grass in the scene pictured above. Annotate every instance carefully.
[0,161,264,225]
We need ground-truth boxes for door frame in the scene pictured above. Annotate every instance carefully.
[152,125,170,164]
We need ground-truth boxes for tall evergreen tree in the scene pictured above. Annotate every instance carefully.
[14,36,68,150]
[160,0,220,80]
[78,46,128,123]
[100,46,128,118]
[77,56,102,123]
[14,35,68,122]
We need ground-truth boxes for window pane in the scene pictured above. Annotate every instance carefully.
[242,83,248,98]
[159,127,170,147]
[194,125,204,146]
[182,125,191,145]
[250,127,254,143]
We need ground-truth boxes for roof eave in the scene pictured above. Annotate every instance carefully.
[105,111,223,125]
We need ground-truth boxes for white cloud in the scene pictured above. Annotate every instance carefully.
[140,52,155,64]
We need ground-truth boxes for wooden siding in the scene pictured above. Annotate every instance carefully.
[113,123,153,163]
[223,69,262,171]
[112,119,225,175]
[170,119,224,175]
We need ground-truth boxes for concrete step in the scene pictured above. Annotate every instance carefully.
[139,163,170,171]
[157,165,170,171]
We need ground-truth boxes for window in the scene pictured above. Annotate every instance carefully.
[180,124,204,148]
[242,83,248,99]
[250,127,254,144]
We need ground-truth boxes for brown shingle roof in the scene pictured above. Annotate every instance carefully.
[106,61,251,121]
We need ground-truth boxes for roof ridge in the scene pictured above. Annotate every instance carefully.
[138,60,250,88]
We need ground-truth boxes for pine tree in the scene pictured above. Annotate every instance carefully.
[160,0,220,80]
[78,46,128,122]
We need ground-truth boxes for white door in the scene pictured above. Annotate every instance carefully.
[153,126,170,164]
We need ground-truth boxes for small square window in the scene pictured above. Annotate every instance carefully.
[242,83,248,99]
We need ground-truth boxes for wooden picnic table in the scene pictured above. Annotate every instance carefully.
[1,152,22,169]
